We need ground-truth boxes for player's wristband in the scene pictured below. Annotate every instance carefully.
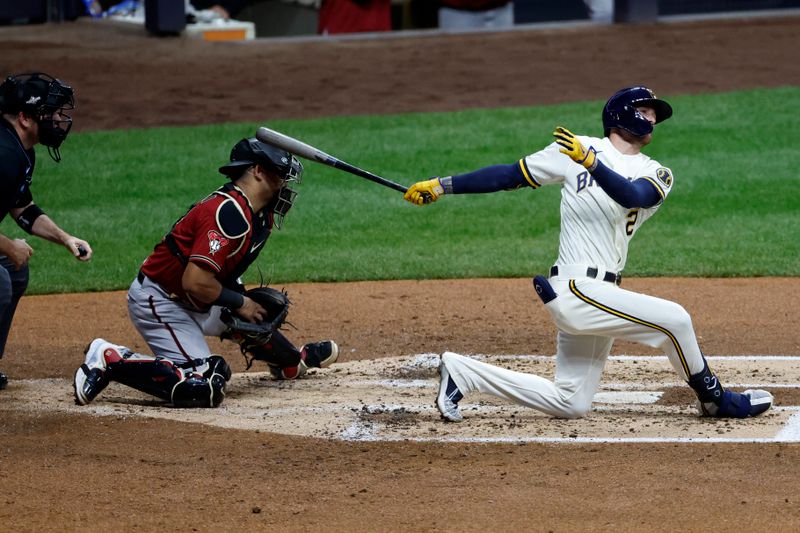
[439,176,454,194]
[15,204,45,234]
[213,287,245,309]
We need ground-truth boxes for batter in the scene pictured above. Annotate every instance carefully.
[404,86,773,421]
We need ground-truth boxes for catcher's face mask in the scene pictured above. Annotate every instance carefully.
[272,156,303,229]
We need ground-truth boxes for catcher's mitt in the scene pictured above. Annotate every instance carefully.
[220,287,292,369]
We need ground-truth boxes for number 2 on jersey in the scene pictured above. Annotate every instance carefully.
[625,209,639,236]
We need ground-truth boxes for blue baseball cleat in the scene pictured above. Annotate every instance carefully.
[697,389,773,418]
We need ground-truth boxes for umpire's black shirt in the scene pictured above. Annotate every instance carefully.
[0,117,35,224]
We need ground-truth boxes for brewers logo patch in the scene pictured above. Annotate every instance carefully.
[207,230,229,255]
[656,167,673,187]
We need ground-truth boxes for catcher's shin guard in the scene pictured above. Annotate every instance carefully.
[107,354,226,408]
[241,329,306,379]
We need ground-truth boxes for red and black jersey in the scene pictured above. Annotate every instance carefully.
[140,182,272,309]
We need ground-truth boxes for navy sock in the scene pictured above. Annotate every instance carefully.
[446,377,463,403]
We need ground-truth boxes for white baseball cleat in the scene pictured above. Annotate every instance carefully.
[436,355,463,422]
[73,338,120,406]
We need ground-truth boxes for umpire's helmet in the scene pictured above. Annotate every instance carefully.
[0,72,75,161]
[602,86,672,137]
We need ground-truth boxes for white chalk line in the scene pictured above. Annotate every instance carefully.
[355,379,800,390]
[13,352,800,444]
[467,354,800,361]
[340,406,800,444]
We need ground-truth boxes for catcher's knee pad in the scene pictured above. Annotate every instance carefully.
[202,355,232,382]
[171,372,226,408]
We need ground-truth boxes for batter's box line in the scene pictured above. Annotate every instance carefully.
[338,405,800,443]
[458,354,800,362]
[346,379,800,390]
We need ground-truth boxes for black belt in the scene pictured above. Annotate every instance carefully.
[549,266,622,286]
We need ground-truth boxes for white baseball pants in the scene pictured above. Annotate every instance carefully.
[443,271,706,418]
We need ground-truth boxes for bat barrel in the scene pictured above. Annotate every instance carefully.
[257,126,408,194]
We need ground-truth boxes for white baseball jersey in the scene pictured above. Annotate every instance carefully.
[519,136,674,273]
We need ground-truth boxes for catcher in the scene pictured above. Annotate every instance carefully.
[73,137,338,408]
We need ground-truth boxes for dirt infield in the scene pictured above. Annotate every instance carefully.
[2,14,800,532]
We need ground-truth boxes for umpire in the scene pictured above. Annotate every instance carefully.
[0,72,93,390]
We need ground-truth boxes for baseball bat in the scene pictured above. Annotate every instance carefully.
[256,126,408,194]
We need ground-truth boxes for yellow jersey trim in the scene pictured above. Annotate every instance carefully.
[568,279,690,377]
[519,159,541,189]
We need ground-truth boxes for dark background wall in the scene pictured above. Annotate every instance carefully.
[3,0,800,31]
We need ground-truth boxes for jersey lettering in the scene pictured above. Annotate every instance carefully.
[576,171,595,192]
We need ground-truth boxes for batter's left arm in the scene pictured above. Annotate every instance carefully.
[553,126,660,209]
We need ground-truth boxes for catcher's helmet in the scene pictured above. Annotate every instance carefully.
[0,72,75,161]
[218,137,303,181]
[602,86,672,137]
[218,137,303,228]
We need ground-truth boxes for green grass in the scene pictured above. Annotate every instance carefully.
[3,87,798,294]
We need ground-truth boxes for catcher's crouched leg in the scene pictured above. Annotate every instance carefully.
[219,286,339,379]
[267,340,340,380]
[107,353,229,408]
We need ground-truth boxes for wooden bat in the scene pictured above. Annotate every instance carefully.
[256,126,408,194]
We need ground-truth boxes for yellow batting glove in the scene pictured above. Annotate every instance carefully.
[404,177,444,206]
[553,126,598,171]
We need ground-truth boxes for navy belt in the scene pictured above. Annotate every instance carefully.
[549,265,622,286]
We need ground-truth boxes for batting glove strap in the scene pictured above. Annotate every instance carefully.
[439,176,454,194]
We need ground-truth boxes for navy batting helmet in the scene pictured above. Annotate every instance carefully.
[602,86,672,137]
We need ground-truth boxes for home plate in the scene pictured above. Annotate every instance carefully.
[5,354,799,443]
